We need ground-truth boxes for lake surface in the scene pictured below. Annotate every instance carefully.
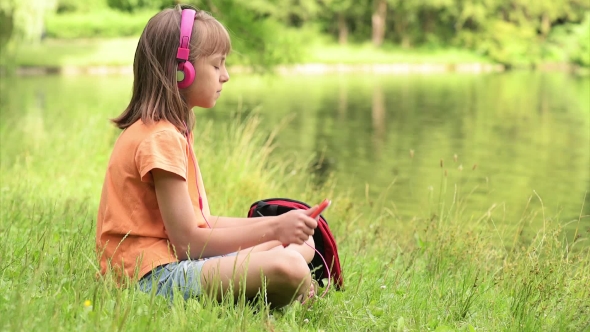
[2,72,589,238]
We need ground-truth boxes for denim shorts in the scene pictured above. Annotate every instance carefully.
[138,252,238,301]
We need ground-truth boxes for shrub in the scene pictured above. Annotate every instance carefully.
[45,9,156,39]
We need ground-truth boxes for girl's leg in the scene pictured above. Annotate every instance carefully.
[272,235,315,263]
[200,249,311,308]
[238,235,316,263]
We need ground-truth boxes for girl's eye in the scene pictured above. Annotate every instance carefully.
[214,66,220,70]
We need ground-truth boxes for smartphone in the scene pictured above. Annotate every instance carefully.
[310,199,331,219]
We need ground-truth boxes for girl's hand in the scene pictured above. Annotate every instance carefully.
[273,206,319,246]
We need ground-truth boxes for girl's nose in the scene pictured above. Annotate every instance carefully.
[221,67,230,83]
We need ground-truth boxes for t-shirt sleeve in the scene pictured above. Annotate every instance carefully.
[135,130,188,184]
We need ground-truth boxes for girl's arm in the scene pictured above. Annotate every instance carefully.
[206,216,316,263]
[152,168,318,260]
[206,215,269,228]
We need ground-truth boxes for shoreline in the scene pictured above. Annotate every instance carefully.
[5,62,587,77]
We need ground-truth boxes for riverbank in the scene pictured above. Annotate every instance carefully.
[11,62,506,76]
[2,38,495,67]
[12,62,589,77]
[2,37,587,76]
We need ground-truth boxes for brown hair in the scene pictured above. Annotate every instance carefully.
[111,4,231,133]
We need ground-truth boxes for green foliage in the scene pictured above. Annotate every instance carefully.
[477,19,541,68]
[570,15,590,67]
[185,0,314,68]
[547,12,590,67]
[316,0,372,43]
[44,0,316,68]
[0,0,56,68]
[55,0,108,13]
[0,0,56,45]
[44,9,156,39]
[2,0,590,68]
[106,0,169,12]
[378,0,590,66]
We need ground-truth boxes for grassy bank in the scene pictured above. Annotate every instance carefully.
[1,37,494,69]
[304,42,493,65]
[0,107,588,331]
[1,38,140,68]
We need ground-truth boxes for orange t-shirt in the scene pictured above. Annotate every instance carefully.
[96,119,210,284]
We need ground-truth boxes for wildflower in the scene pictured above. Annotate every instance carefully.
[84,300,92,307]
[380,285,386,289]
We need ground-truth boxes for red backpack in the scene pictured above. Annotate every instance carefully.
[247,198,344,290]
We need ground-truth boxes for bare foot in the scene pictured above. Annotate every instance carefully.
[308,279,318,298]
[296,279,319,305]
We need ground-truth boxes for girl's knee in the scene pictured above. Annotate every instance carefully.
[269,250,310,288]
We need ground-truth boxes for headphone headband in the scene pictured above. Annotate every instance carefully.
[177,9,196,62]
[177,9,196,89]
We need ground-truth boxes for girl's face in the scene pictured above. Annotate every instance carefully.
[182,53,229,109]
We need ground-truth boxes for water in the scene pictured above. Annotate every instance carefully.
[216,72,590,227]
[2,72,589,237]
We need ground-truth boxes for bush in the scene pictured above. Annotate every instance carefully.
[106,0,170,13]
[540,12,590,68]
[56,0,108,13]
[45,9,156,39]
[561,12,590,67]
[476,20,540,68]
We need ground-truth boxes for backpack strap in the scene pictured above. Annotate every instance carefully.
[252,201,279,217]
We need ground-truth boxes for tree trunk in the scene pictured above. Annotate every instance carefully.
[392,12,411,48]
[372,0,387,47]
[371,85,386,153]
[338,83,347,119]
[422,10,434,36]
[541,13,550,39]
[338,11,348,45]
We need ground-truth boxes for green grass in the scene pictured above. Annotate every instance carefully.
[0,105,589,331]
[304,42,493,65]
[1,38,140,67]
[1,37,493,69]
[44,9,157,40]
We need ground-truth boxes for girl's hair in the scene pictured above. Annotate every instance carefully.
[111,4,231,133]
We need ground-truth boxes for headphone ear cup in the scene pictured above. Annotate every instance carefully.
[177,61,196,89]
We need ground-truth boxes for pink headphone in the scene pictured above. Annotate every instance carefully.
[177,9,196,89]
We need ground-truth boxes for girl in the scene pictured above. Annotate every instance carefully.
[96,4,319,308]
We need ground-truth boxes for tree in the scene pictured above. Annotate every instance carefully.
[0,0,57,51]
[56,0,108,12]
[371,0,387,46]
[185,0,310,69]
[386,0,419,48]
[112,0,179,12]
[321,0,354,44]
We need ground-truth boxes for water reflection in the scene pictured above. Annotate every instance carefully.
[371,84,386,157]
